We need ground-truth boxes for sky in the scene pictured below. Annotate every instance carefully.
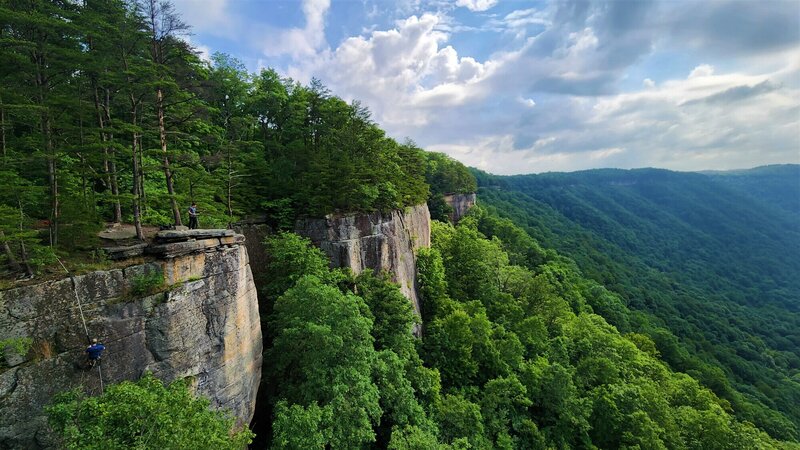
[173,0,800,175]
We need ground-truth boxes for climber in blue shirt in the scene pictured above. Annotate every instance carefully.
[86,339,105,367]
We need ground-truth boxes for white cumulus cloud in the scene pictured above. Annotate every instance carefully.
[264,0,331,58]
[455,0,498,12]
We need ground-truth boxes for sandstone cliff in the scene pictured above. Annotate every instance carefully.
[295,204,431,317]
[443,192,477,223]
[0,231,262,449]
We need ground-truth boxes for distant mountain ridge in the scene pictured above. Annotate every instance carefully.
[701,164,800,218]
[474,164,800,437]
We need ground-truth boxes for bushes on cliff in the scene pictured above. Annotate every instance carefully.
[46,373,253,450]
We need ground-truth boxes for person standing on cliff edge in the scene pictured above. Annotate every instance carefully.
[188,202,199,229]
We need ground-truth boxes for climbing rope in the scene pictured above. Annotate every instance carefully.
[56,256,90,342]
[97,362,104,393]
[56,256,103,394]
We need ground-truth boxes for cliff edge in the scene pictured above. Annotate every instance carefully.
[0,230,262,449]
[443,192,476,223]
[295,204,431,318]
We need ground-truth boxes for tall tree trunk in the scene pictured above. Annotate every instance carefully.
[92,85,111,193]
[129,97,144,241]
[17,199,33,276]
[0,231,21,273]
[138,132,146,214]
[93,84,122,223]
[157,88,181,225]
[35,49,58,247]
[227,146,234,226]
[104,88,122,223]
[78,81,88,205]
[44,113,58,247]
[1,96,6,163]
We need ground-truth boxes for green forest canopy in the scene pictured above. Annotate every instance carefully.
[4,1,799,448]
[0,0,472,277]
[474,166,800,442]
[253,212,800,448]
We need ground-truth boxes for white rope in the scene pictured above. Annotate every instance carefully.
[56,256,90,341]
[56,256,104,393]
[97,362,104,394]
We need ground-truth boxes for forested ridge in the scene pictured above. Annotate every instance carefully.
[475,166,800,442]
[0,0,468,279]
[3,1,800,449]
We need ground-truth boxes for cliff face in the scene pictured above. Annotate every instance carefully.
[295,204,431,317]
[443,193,476,223]
[0,231,262,449]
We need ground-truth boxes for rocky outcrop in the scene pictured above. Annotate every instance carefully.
[443,193,476,223]
[295,204,431,317]
[0,231,262,449]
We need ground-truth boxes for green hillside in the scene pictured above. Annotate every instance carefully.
[475,166,800,439]
[703,165,800,219]
[3,1,799,448]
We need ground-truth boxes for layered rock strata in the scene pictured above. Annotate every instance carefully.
[0,230,262,449]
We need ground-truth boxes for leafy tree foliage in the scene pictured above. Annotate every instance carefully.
[415,209,797,449]
[0,0,428,277]
[261,234,441,449]
[46,372,253,449]
[257,217,799,448]
[475,167,800,440]
[423,152,476,222]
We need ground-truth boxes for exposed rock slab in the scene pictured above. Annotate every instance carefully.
[0,235,262,449]
[104,243,149,260]
[295,204,431,318]
[443,193,476,223]
[154,229,235,242]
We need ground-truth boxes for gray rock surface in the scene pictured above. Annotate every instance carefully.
[443,193,476,223]
[295,204,431,318]
[0,236,262,449]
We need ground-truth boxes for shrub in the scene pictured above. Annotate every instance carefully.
[129,271,165,297]
[0,337,33,366]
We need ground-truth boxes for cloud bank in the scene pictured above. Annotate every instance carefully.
[179,0,800,174]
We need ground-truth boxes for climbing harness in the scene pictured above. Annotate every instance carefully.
[56,256,104,394]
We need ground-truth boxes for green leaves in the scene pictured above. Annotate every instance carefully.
[46,373,253,449]
[267,275,380,448]
[270,401,330,450]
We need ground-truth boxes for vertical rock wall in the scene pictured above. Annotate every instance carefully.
[0,232,262,449]
[443,193,477,223]
[295,204,431,316]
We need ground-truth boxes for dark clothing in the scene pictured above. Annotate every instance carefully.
[188,206,198,229]
[86,343,105,360]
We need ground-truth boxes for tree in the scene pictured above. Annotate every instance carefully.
[139,0,194,226]
[0,0,83,246]
[267,276,381,448]
[262,232,329,299]
[435,394,489,448]
[270,401,330,450]
[46,372,253,449]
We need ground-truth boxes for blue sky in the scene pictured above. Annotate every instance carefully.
[174,0,800,174]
